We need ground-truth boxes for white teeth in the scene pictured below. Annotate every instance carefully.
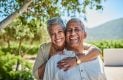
[70,37,77,40]
[70,37,78,43]
[56,39,61,42]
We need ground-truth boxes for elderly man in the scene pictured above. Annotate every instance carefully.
[43,18,106,80]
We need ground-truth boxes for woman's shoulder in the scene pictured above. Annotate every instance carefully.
[40,42,51,48]
[38,42,51,58]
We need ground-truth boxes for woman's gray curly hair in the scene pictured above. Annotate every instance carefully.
[47,17,65,33]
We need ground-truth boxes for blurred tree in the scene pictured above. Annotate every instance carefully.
[0,0,32,29]
[0,0,104,29]
[0,16,49,71]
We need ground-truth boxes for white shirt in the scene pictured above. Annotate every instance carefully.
[43,49,106,80]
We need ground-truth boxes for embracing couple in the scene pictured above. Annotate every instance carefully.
[33,17,107,80]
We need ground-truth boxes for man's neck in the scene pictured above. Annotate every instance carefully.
[68,45,84,54]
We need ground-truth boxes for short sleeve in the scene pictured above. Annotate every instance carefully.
[32,42,51,80]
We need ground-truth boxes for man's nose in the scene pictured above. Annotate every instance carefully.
[71,29,76,35]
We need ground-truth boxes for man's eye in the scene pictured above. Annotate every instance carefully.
[66,29,72,32]
[74,28,80,32]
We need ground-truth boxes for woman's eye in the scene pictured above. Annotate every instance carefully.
[59,31,63,33]
[50,33,55,36]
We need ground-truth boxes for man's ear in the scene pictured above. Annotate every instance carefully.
[84,32,87,39]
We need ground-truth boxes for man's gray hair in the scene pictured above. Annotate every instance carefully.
[66,18,85,31]
[47,17,65,33]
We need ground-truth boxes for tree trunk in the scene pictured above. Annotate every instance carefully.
[7,39,10,49]
[16,37,23,71]
[16,59,20,71]
[0,0,32,30]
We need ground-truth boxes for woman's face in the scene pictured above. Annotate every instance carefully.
[49,24,65,50]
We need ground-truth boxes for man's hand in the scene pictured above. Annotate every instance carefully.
[57,57,77,71]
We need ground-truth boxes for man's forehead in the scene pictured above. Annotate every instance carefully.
[67,21,83,28]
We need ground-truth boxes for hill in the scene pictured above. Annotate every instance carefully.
[86,18,123,41]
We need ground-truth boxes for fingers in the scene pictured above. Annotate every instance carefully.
[57,62,70,71]
[57,60,70,71]
[57,59,67,69]
[63,64,70,71]
[57,61,67,69]
[57,57,77,71]
[57,57,72,65]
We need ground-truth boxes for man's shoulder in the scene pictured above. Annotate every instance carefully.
[46,54,62,67]
[49,53,62,61]
[83,42,92,46]
[48,51,69,63]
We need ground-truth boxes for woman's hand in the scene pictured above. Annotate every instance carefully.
[57,57,77,71]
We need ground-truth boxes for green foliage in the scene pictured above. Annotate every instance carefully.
[0,0,104,20]
[0,46,39,55]
[89,40,123,55]
[0,17,49,56]
[90,40,123,49]
[0,53,34,80]
[0,17,50,45]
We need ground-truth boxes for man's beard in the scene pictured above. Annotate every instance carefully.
[66,43,82,52]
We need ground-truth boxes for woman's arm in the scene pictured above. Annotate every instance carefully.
[57,43,101,71]
[37,62,47,79]
[79,43,101,62]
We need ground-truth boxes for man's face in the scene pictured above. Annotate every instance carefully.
[49,24,65,50]
[66,21,86,49]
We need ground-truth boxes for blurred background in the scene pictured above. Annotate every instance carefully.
[0,0,123,80]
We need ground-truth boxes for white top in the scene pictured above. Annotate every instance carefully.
[43,49,106,80]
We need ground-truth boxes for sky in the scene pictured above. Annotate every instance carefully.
[86,0,123,28]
